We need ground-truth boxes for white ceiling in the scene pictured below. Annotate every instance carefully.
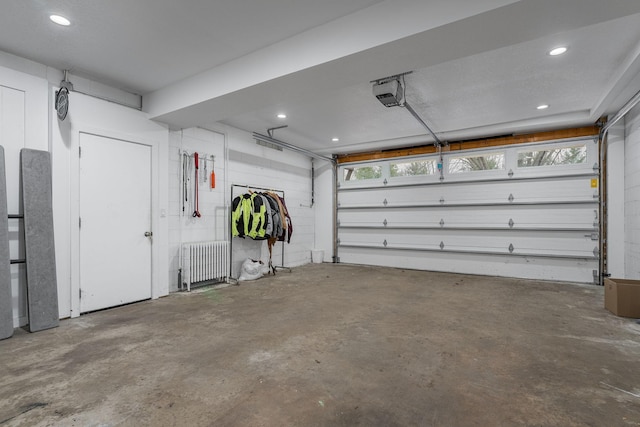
[2,0,640,156]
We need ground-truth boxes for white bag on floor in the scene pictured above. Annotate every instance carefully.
[239,259,266,281]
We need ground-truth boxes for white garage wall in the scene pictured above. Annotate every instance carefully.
[224,125,315,278]
[606,121,625,278]
[167,124,316,285]
[625,103,640,279]
[1,59,170,324]
[51,89,169,318]
[0,64,48,327]
[314,160,335,262]
[167,128,226,291]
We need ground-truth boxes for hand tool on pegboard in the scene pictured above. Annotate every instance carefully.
[192,152,201,218]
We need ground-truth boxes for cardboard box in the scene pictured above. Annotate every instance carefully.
[604,278,640,318]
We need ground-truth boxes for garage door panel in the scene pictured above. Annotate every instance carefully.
[338,205,597,230]
[339,228,597,257]
[339,177,596,208]
[337,138,600,284]
[338,247,597,283]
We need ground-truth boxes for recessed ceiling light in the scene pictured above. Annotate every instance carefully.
[549,46,567,56]
[332,138,340,142]
[50,14,71,26]
[537,104,549,110]
[276,113,287,119]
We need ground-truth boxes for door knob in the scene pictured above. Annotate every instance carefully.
[144,231,153,237]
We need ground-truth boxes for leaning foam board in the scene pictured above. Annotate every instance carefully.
[21,149,59,332]
[0,146,13,339]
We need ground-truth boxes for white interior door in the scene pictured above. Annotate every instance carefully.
[79,133,152,312]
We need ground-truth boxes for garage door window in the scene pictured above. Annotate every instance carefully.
[343,165,383,181]
[448,152,505,173]
[390,159,436,177]
[517,144,587,168]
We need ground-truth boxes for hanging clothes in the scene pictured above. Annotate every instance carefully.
[231,194,251,237]
[257,194,273,239]
[275,193,293,243]
[261,193,282,239]
[266,191,288,241]
[231,191,293,243]
[232,193,267,239]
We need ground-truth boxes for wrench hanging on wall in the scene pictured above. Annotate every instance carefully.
[182,151,191,214]
[192,152,201,218]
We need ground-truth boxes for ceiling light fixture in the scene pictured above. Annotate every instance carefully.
[276,113,287,119]
[537,104,549,110]
[332,138,340,142]
[50,14,71,26]
[549,46,567,56]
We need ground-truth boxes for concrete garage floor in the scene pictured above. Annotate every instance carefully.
[1,264,640,427]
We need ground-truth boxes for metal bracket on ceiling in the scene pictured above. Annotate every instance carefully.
[370,71,414,85]
[371,71,447,147]
[260,126,289,150]
[60,70,74,91]
[267,125,288,138]
[252,131,335,163]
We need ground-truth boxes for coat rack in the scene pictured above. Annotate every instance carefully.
[230,183,290,279]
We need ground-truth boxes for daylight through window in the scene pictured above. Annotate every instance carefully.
[448,153,505,173]
[518,145,587,167]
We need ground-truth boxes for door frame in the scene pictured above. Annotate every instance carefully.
[78,133,153,313]
[69,125,161,318]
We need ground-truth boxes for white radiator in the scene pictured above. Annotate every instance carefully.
[181,241,230,291]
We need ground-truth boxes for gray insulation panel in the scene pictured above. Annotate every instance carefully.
[0,146,13,339]
[21,149,59,332]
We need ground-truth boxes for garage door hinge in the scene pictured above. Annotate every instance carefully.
[586,232,598,241]
[383,239,388,247]
[593,247,600,257]
[508,243,514,253]
[508,193,514,203]
[383,178,388,185]
[439,197,445,204]
[383,198,388,206]
[439,219,445,227]
[508,169,514,178]
[439,241,445,250]
[508,218,514,228]
[592,163,600,173]
[383,219,388,226]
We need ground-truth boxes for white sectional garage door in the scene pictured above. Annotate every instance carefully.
[337,137,600,284]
